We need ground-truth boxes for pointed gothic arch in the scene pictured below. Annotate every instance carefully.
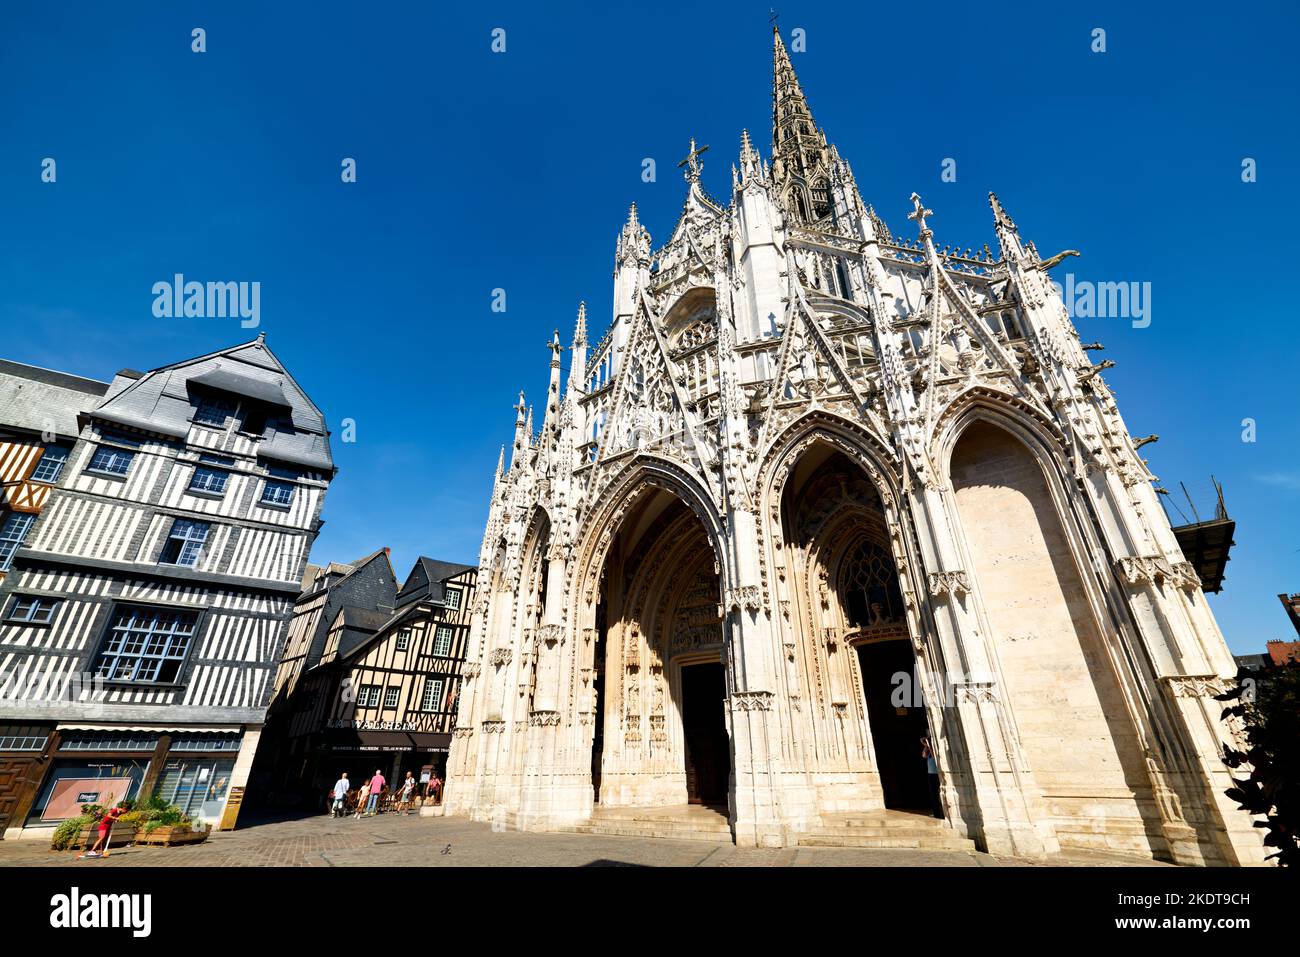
[787,186,810,222]
[752,414,953,816]
[810,178,831,220]
[944,415,1166,856]
[579,476,728,808]
[566,457,732,810]
[576,461,723,590]
[758,410,899,498]
[931,387,1066,467]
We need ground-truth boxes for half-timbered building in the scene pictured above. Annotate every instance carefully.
[256,558,476,807]
[270,549,398,706]
[0,361,112,832]
[0,335,335,838]
[0,361,110,584]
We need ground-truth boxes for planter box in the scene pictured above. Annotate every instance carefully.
[64,825,138,851]
[134,824,210,847]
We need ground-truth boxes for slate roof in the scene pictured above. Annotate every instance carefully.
[0,359,109,438]
[332,606,395,659]
[298,548,394,602]
[90,336,335,472]
[342,606,393,631]
[395,556,477,607]
[190,368,291,408]
[300,562,324,591]
[332,558,476,663]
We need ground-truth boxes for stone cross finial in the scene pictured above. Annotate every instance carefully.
[678,138,710,180]
[908,192,933,237]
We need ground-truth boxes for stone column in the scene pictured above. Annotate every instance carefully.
[723,507,788,847]
[909,485,1059,858]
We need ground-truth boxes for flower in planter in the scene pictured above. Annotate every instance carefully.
[51,815,95,851]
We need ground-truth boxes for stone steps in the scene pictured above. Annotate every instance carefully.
[559,822,735,843]
[797,811,978,851]
[799,831,976,850]
[556,805,735,844]
[556,805,977,851]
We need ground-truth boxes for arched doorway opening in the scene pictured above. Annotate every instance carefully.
[949,419,1159,854]
[517,512,551,718]
[781,442,933,814]
[588,486,727,809]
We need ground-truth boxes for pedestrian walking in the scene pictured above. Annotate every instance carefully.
[366,769,385,815]
[353,779,371,820]
[77,803,125,859]
[921,735,943,819]
[331,772,350,818]
[396,772,417,815]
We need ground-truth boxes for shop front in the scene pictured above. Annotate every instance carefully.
[311,728,450,806]
[2,724,250,838]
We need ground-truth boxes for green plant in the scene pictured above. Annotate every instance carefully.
[1218,662,1300,866]
[118,810,147,829]
[51,815,93,851]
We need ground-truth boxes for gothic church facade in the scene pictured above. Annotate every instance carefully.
[444,31,1263,865]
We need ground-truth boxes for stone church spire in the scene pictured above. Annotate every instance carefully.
[569,301,588,393]
[771,26,833,223]
[510,391,528,469]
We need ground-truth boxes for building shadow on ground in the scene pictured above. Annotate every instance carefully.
[580,859,649,867]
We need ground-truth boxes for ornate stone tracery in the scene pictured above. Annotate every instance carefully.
[441,30,1265,866]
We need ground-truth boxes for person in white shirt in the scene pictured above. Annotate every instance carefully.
[331,773,349,818]
[396,772,417,815]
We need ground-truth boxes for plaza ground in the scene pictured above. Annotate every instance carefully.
[0,811,1171,867]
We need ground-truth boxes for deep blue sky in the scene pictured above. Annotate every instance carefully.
[1,2,1296,652]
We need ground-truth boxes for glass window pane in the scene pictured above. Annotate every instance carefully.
[31,446,70,483]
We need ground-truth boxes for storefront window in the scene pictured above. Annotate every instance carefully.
[156,756,236,820]
[30,758,150,822]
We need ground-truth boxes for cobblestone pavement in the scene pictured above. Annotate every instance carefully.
[0,812,1169,868]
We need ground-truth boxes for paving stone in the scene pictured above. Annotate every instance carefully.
[0,812,1170,868]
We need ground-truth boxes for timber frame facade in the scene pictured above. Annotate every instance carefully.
[0,335,335,837]
[254,558,477,807]
[0,360,110,586]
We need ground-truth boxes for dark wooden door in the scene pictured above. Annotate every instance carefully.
[681,663,729,806]
[857,640,931,810]
[0,757,40,837]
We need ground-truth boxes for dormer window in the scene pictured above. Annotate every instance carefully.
[241,408,268,436]
[443,588,461,610]
[194,396,237,428]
